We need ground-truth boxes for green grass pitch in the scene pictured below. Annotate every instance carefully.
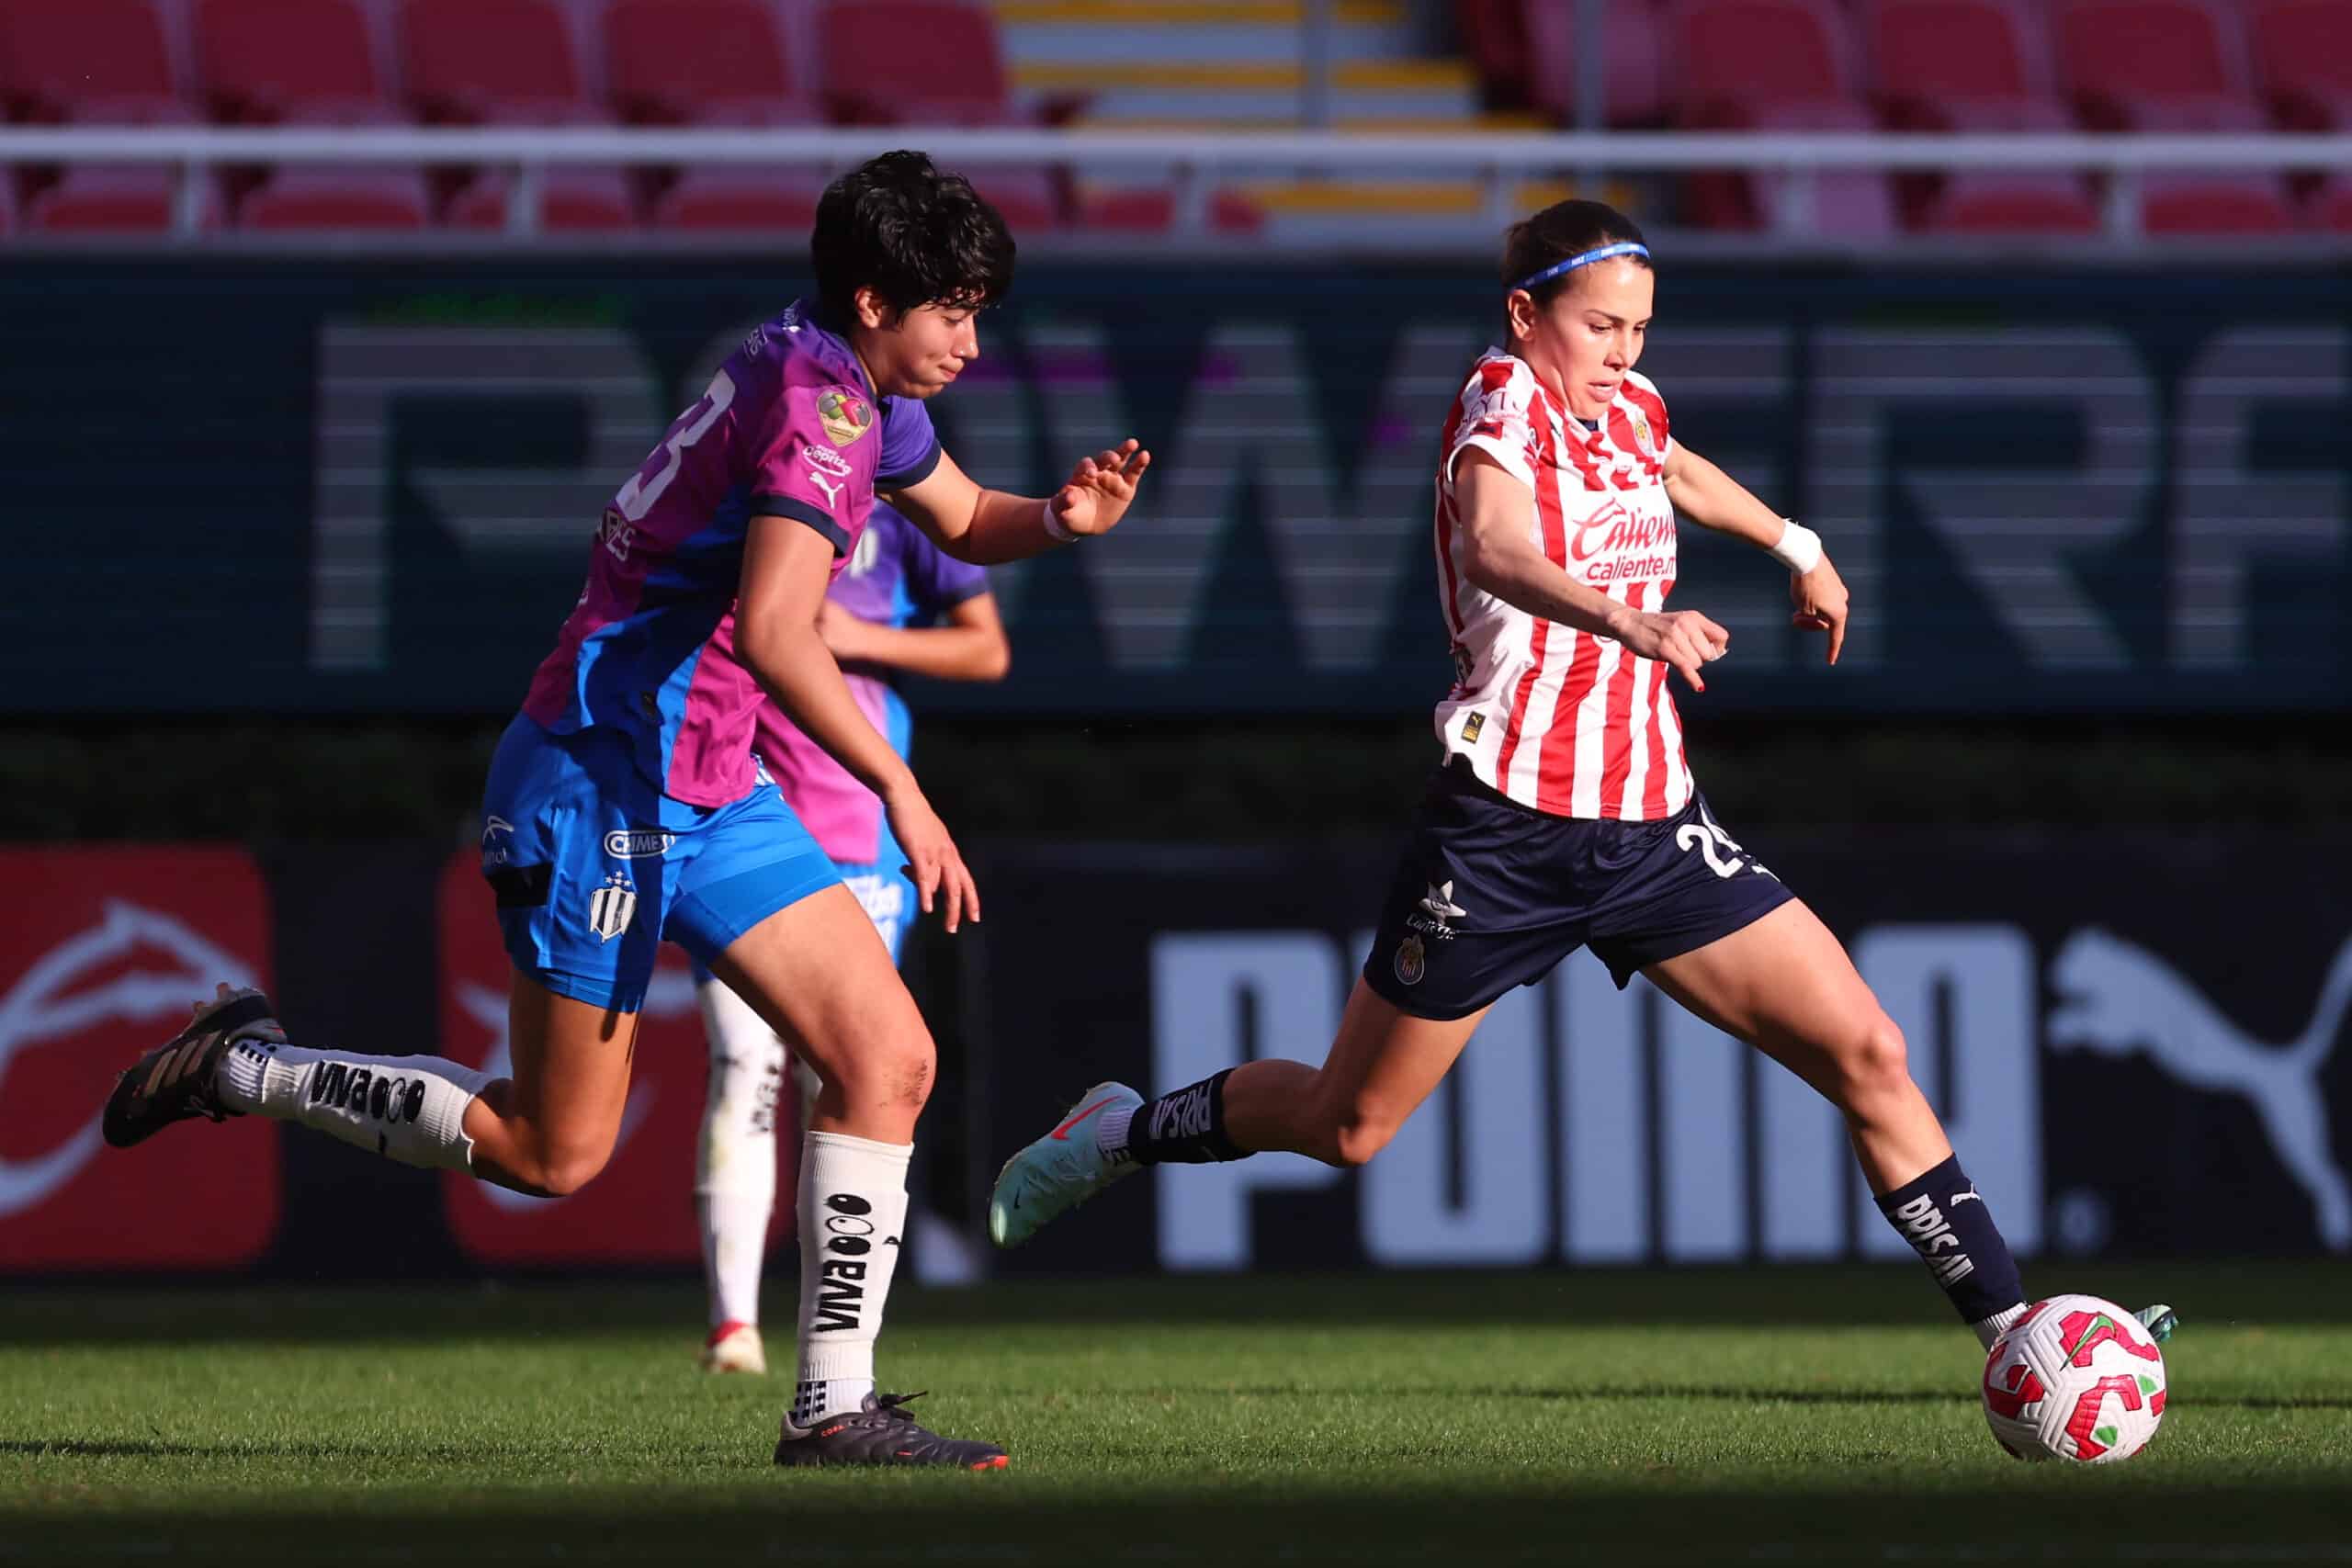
[5,1263,2348,1566]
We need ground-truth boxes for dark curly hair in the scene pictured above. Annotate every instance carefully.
[1500,198,1650,308]
[810,150,1016,323]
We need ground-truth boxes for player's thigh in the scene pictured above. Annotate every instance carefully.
[1642,897,1890,1099]
[1310,979,1487,1155]
[705,882,931,1102]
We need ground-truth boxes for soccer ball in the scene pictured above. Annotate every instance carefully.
[1981,1293,2167,1463]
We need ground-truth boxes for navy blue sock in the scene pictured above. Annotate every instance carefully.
[1872,1154,2026,1328]
[1124,1069,1244,1165]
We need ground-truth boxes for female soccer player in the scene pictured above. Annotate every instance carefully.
[990,200,2171,1355]
[695,502,1008,1377]
[102,151,1149,1470]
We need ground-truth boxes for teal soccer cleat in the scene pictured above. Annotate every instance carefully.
[989,1081,1143,1248]
[2134,1303,2180,1344]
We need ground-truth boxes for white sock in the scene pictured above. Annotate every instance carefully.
[696,976,786,1330]
[791,1129,911,1426]
[1972,1300,2031,1350]
[213,1038,490,1172]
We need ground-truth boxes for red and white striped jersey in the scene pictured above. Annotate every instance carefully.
[1430,349,1695,821]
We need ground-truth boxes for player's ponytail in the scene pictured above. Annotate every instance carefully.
[1501,200,1651,308]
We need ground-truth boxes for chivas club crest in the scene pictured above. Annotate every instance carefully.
[587,873,638,943]
[1394,934,1426,986]
[817,387,874,447]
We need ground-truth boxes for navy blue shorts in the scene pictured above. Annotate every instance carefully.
[1362,760,1796,1021]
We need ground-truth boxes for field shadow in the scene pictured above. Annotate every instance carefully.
[6,1483,2350,1568]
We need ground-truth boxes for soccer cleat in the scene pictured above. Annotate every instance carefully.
[2133,1303,2179,1345]
[988,1080,1142,1248]
[700,1321,767,1375]
[101,984,285,1149]
[773,1392,1008,1470]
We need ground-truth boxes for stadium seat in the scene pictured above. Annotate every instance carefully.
[1072,186,1267,235]
[399,0,587,122]
[2249,0,2352,129]
[0,0,179,120]
[603,0,811,125]
[238,168,433,231]
[1524,0,1667,127]
[2309,174,2352,230]
[2128,96,2300,234]
[1666,0,1860,119]
[818,1,1020,125]
[2055,0,2257,127]
[1751,99,1900,236]
[1914,96,2101,234]
[1865,0,2053,116]
[195,0,397,123]
[650,170,831,231]
[1453,0,1533,112]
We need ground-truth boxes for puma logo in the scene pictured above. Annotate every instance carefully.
[2050,928,2352,1250]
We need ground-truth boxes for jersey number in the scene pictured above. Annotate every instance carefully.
[614,369,737,523]
[1674,811,1769,881]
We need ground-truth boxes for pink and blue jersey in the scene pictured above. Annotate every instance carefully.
[760,504,989,866]
[521,299,943,814]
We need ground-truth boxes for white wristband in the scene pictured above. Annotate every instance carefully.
[1770,518,1823,575]
[1041,499,1079,545]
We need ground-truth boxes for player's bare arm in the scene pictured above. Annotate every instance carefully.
[818,591,1011,682]
[886,442,1152,564]
[737,514,979,929]
[1663,441,1849,664]
[1456,446,1729,692]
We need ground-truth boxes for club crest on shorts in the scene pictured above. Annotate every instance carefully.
[817,387,874,447]
[587,873,638,943]
[1395,934,1426,986]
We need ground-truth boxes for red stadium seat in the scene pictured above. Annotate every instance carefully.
[399,0,587,122]
[1865,0,2051,111]
[2128,96,2300,234]
[1072,186,1267,235]
[196,0,394,123]
[1454,0,1533,110]
[238,168,433,231]
[0,0,178,119]
[603,0,809,124]
[1913,96,2099,233]
[1666,0,1860,118]
[1524,0,1666,127]
[2309,175,2352,230]
[2055,0,2255,125]
[652,170,831,231]
[1751,99,1899,236]
[2249,0,2352,128]
[818,1,1018,124]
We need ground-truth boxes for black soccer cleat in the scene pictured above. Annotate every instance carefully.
[101,984,285,1149]
[772,1392,1009,1471]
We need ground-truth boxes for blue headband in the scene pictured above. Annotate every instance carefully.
[1510,242,1650,294]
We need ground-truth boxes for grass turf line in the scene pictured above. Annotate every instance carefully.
[3,1264,2348,1566]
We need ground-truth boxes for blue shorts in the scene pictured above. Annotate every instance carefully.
[1363,759,1795,1021]
[481,716,840,1012]
[688,810,916,987]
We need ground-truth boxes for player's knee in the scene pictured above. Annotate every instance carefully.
[829,1037,934,1112]
[1838,1012,1912,1105]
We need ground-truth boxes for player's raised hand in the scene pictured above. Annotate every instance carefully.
[1612,608,1731,693]
[883,782,980,933]
[1049,439,1152,538]
[1788,554,1849,666]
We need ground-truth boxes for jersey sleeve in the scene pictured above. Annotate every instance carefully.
[1621,370,1674,457]
[875,394,943,491]
[1447,359,1542,489]
[898,513,990,616]
[747,381,865,556]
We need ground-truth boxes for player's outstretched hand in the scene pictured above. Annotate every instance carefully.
[884,782,980,933]
[1611,608,1730,694]
[1788,553,1849,666]
[1049,439,1152,538]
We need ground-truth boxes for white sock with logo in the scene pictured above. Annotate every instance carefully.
[1971,1301,2031,1350]
[213,1040,491,1172]
[790,1130,911,1427]
[695,976,786,1329]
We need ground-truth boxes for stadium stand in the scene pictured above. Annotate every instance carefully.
[0,0,192,231]
[2250,0,2352,129]
[403,0,636,231]
[1521,0,1667,128]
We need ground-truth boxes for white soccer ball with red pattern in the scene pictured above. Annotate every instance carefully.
[1982,1293,2167,1463]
